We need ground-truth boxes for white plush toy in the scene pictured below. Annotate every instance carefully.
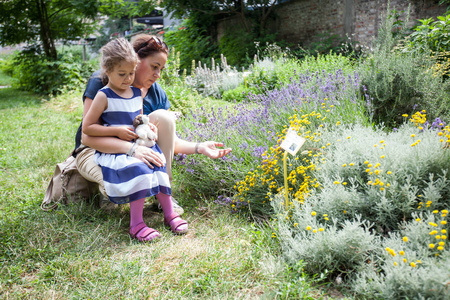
[133,114,157,147]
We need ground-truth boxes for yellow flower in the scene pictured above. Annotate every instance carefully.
[319,228,324,232]
[349,163,354,166]
[334,181,340,185]
[399,251,405,255]
[394,262,398,266]
[442,229,447,234]
[380,155,385,159]
[364,161,369,164]
[313,229,317,233]
[403,236,408,242]
[342,163,347,167]
[387,171,392,175]
[416,218,421,222]
[429,243,435,248]
[410,262,416,267]
[439,242,445,246]
[294,223,299,227]
[441,221,447,225]
[437,246,444,251]
[411,134,415,137]
[403,258,407,263]
[433,210,439,214]
[311,211,316,216]
[306,226,311,231]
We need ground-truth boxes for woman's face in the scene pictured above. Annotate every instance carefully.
[133,52,168,89]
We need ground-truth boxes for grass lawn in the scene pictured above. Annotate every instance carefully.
[0,85,334,299]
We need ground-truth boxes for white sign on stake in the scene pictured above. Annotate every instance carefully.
[280,127,306,156]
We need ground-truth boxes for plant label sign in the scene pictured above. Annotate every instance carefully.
[280,127,306,156]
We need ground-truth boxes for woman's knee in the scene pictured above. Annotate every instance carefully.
[149,109,176,132]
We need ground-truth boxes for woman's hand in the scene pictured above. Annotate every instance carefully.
[198,141,232,159]
[116,127,138,141]
[133,145,165,168]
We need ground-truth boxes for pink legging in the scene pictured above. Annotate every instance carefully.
[129,193,173,228]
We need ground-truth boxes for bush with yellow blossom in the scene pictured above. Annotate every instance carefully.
[273,112,450,299]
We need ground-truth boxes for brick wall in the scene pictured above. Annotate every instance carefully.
[275,0,447,46]
[216,0,447,47]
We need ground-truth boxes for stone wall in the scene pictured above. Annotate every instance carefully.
[216,0,447,47]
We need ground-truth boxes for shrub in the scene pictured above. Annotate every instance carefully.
[5,45,96,95]
[164,18,218,73]
[271,115,450,298]
[222,84,257,102]
[357,8,450,127]
[160,82,206,116]
[184,55,245,99]
[174,67,366,216]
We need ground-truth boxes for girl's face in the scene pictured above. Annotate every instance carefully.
[133,52,168,89]
[106,61,136,92]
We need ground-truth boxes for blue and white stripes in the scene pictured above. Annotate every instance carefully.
[94,86,171,204]
[100,87,142,129]
[94,151,171,204]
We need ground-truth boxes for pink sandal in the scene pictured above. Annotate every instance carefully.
[130,222,161,242]
[164,212,188,235]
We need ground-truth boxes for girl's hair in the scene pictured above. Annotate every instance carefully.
[100,38,138,84]
[131,34,169,59]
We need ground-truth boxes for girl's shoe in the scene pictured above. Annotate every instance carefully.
[164,213,188,235]
[130,222,161,242]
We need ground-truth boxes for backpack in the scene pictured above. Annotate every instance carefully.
[41,152,97,211]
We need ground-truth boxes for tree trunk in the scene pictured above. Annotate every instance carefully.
[36,0,57,59]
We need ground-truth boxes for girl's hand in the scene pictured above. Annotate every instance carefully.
[116,127,138,141]
[133,145,165,168]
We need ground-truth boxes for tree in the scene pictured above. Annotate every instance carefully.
[0,0,100,60]
[0,0,157,60]
[162,0,279,36]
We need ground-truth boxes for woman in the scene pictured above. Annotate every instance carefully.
[74,34,231,213]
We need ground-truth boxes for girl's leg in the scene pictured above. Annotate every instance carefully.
[156,193,188,234]
[129,198,161,242]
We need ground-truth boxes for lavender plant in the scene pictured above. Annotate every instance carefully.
[174,67,367,215]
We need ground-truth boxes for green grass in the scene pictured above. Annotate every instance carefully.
[0,86,329,299]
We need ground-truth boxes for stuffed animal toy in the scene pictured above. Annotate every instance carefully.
[133,114,157,147]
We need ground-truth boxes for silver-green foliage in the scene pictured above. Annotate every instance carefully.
[273,121,450,298]
[184,55,244,98]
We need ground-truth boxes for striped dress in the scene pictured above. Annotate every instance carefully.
[93,86,171,204]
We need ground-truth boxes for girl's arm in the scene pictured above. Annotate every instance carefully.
[81,96,164,168]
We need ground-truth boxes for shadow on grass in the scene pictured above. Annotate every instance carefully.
[0,87,46,110]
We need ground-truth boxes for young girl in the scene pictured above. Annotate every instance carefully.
[82,38,188,242]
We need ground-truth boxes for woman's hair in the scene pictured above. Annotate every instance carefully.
[100,38,138,84]
[131,34,169,59]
